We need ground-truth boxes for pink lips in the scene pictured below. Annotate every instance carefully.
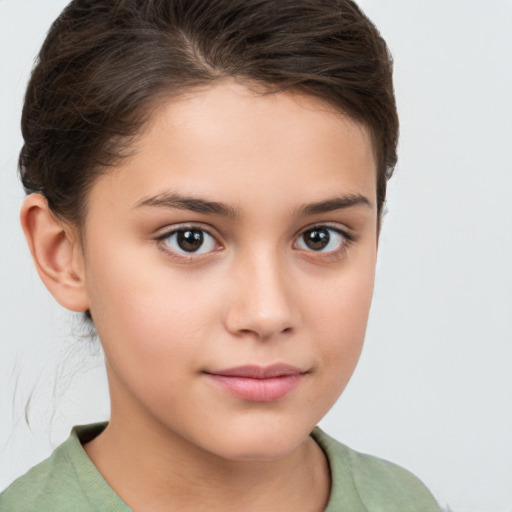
[204,364,307,402]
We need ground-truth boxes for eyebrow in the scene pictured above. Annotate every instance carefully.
[135,191,372,218]
[299,193,372,215]
[134,192,240,218]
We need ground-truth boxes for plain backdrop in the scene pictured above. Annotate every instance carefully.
[1,1,511,511]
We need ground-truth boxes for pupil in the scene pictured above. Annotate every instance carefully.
[305,229,329,250]
[177,230,203,252]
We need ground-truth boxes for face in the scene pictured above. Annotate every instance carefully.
[80,81,378,461]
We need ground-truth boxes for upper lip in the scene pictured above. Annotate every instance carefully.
[205,364,307,379]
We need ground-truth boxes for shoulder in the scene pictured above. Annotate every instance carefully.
[0,439,82,511]
[0,423,130,512]
[312,427,442,512]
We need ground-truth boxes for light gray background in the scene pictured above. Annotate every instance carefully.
[1,1,511,511]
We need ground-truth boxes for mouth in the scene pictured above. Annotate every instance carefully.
[203,364,308,402]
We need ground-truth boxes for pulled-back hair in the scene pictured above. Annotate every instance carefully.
[19,0,398,226]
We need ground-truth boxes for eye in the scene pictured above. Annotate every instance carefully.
[295,226,347,253]
[159,227,219,255]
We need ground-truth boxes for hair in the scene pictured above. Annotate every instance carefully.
[19,0,398,229]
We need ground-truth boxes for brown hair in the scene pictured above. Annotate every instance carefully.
[19,0,398,227]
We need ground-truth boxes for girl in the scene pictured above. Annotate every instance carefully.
[1,0,441,510]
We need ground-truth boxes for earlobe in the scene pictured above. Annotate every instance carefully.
[20,194,89,312]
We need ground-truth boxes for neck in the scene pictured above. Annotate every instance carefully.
[84,411,330,512]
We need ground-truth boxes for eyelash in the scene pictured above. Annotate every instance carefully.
[293,223,355,261]
[154,224,222,263]
[154,223,355,263]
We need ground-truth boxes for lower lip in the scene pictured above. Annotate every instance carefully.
[205,374,305,402]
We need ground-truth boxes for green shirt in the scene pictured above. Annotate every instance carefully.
[0,423,441,511]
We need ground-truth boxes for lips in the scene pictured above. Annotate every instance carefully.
[204,364,307,402]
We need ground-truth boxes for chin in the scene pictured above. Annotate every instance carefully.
[219,443,302,462]
[201,422,312,462]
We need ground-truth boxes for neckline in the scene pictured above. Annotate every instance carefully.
[67,422,357,512]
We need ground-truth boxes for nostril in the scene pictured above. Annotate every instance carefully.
[232,325,294,340]
[223,271,299,339]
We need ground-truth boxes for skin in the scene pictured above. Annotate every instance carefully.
[21,80,378,511]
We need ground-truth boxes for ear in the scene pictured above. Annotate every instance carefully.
[20,194,89,312]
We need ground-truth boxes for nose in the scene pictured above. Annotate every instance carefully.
[223,251,300,341]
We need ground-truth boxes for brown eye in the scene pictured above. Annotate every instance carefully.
[162,228,218,254]
[177,229,204,252]
[302,228,330,250]
[296,227,346,252]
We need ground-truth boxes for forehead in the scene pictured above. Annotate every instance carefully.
[87,80,377,216]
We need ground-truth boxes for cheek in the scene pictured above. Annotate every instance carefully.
[307,254,376,381]
[84,246,220,381]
